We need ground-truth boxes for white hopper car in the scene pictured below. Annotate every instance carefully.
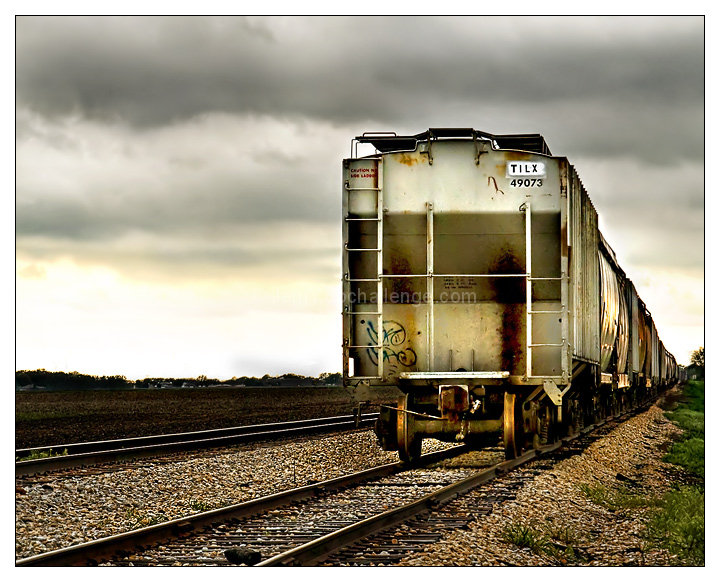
[342,128,678,461]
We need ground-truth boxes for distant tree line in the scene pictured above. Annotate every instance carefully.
[16,369,343,391]
[15,369,132,391]
[134,372,342,388]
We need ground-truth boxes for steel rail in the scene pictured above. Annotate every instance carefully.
[257,408,651,566]
[17,414,378,457]
[16,414,379,477]
[256,444,560,565]
[15,446,466,567]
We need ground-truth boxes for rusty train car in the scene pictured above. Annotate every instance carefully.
[342,128,679,461]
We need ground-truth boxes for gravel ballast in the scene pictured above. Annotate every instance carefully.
[398,403,684,566]
[16,401,684,565]
[16,430,420,559]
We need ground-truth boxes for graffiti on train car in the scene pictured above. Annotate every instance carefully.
[361,319,418,368]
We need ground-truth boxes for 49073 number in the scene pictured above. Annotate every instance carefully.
[509,178,543,187]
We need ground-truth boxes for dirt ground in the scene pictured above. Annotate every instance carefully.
[15,385,400,449]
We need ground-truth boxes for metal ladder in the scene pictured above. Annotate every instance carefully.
[343,160,384,379]
[523,201,569,382]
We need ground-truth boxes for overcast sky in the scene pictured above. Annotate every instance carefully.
[15,15,704,378]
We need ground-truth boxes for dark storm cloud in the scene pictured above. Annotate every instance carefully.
[16,16,703,161]
[15,15,704,280]
[16,166,337,240]
[15,108,345,252]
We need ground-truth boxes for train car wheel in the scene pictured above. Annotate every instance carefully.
[533,402,559,448]
[503,392,524,459]
[593,394,606,424]
[563,398,580,436]
[397,393,422,462]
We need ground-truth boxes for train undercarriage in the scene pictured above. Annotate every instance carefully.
[373,368,663,462]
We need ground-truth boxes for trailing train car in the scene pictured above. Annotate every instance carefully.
[342,129,679,461]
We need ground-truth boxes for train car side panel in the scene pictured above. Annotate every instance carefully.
[567,164,600,365]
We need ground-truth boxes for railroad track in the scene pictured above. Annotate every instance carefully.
[321,419,622,566]
[17,395,659,567]
[15,413,379,477]
[16,445,465,566]
[255,417,624,567]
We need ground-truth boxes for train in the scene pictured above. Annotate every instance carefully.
[341,128,679,461]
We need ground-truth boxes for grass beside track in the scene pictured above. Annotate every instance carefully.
[500,383,705,566]
[15,448,68,462]
[579,382,705,566]
[646,380,704,565]
[501,522,583,564]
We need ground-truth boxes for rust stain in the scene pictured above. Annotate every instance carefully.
[501,304,524,374]
[487,176,505,199]
[389,255,413,300]
[502,151,534,161]
[488,248,526,375]
[397,153,421,167]
[440,385,469,421]
[489,248,525,303]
